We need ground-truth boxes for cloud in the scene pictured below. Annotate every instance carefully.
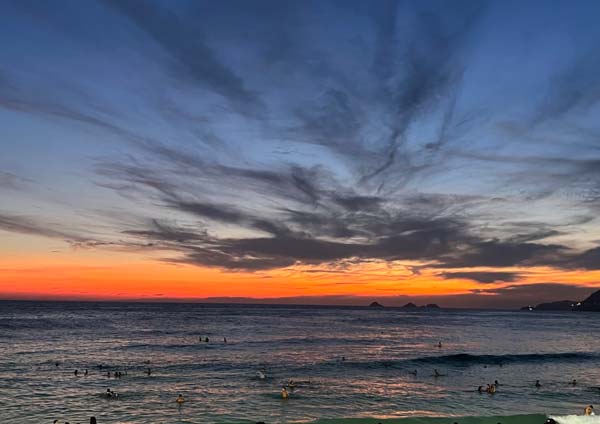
[0,171,30,190]
[102,0,262,113]
[440,271,521,284]
[0,213,94,246]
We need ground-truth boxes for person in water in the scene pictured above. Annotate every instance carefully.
[90,417,97,424]
[535,380,541,388]
[487,384,496,394]
[433,369,442,377]
[437,341,442,348]
[281,387,289,399]
[478,385,484,393]
[74,369,78,376]
[584,405,595,415]
[494,380,499,387]
[176,394,185,404]
[84,369,88,376]
[205,337,209,343]
[570,379,577,385]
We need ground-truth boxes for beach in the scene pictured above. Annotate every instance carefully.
[1,301,599,423]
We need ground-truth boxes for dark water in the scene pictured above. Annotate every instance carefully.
[1,301,599,423]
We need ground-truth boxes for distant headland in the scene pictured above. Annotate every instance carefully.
[521,288,600,312]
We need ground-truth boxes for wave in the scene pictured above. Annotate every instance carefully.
[409,352,600,366]
[310,414,547,424]
[332,352,600,371]
[550,416,600,424]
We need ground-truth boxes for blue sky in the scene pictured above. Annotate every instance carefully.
[1,0,600,305]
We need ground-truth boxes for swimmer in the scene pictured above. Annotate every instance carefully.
[74,369,78,376]
[478,385,484,393]
[146,368,152,376]
[205,337,209,343]
[584,405,595,415]
[487,384,496,394]
[409,369,417,376]
[570,379,577,386]
[84,369,88,376]
[281,386,289,399]
[494,380,499,387]
[433,369,443,377]
[224,337,227,343]
[535,380,541,388]
[106,371,110,378]
[437,341,442,348]
[288,379,296,389]
[176,394,185,404]
[106,389,112,398]
[544,420,558,424]
[90,417,97,424]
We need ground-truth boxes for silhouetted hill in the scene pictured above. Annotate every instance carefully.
[369,301,383,308]
[521,289,600,312]
[580,289,600,311]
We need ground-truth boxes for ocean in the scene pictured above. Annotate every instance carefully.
[1,301,599,424]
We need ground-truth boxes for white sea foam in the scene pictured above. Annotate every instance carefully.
[550,416,600,424]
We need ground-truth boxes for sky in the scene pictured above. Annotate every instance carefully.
[1,0,600,308]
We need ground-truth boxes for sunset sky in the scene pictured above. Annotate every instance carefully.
[1,0,600,308]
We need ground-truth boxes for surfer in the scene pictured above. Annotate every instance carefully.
[281,386,289,399]
[535,380,541,388]
[584,405,595,415]
[176,394,185,404]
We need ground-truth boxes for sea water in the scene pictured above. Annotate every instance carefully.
[0,302,599,423]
